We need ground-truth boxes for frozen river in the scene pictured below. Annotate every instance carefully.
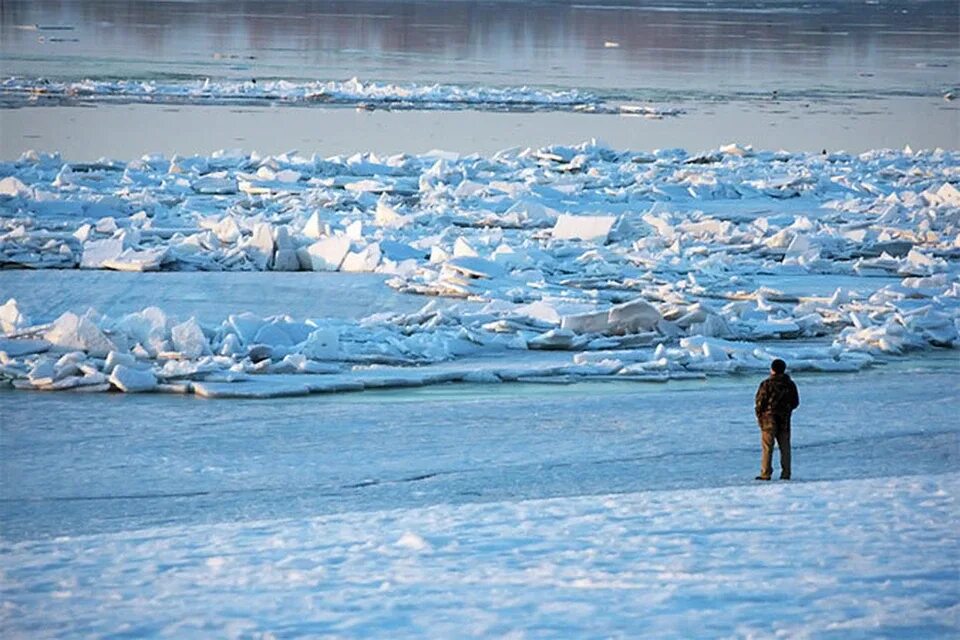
[3,354,957,542]
[1,0,957,158]
[0,270,441,325]
[1,2,958,636]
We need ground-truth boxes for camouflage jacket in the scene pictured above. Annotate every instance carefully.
[755,373,800,426]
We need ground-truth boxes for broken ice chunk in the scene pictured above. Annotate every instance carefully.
[101,247,166,272]
[302,211,327,239]
[0,298,29,333]
[300,328,340,360]
[171,317,210,359]
[244,222,275,270]
[80,238,124,269]
[527,328,583,350]
[444,256,506,279]
[374,197,411,228]
[341,243,382,272]
[109,364,157,392]
[607,297,661,333]
[44,312,117,357]
[297,235,351,271]
[552,214,617,242]
[0,176,32,198]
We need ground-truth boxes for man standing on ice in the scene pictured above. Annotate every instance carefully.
[754,359,800,481]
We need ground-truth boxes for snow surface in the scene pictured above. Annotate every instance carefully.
[2,473,957,638]
[3,350,958,636]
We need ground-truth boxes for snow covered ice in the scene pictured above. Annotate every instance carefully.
[2,365,958,637]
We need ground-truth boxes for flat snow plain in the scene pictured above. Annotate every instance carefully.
[2,355,959,637]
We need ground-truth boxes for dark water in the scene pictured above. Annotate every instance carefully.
[2,0,957,99]
[0,3,957,164]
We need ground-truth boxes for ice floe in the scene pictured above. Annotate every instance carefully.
[1,141,957,396]
[0,76,679,115]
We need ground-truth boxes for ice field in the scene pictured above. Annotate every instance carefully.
[2,360,959,636]
[1,0,958,637]
[1,142,958,398]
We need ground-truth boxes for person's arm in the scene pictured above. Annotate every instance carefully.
[790,380,800,410]
[755,381,767,419]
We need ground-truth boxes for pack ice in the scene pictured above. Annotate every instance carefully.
[0,77,682,116]
[1,141,957,396]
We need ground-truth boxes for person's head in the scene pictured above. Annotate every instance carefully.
[771,359,787,375]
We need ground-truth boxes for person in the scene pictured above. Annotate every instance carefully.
[754,359,800,480]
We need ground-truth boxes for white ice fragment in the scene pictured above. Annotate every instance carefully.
[430,245,450,264]
[444,256,506,279]
[453,237,478,258]
[115,307,170,355]
[73,223,92,243]
[300,328,340,360]
[275,169,300,183]
[607,297,661,333]
[380,241,423,262]
[374,197,410,228]
[218,333,243,356]
[298,235,351,271]
[0,176,31,197]
[80,238,124,269]
[341,243,382,272]
[719,143,754,157]
[453,180,484,198]
[226,312,266,346]
[104,350,136,374]
[213,217,241,244]
[101,247,166,272]
[192,175,237,194]
[395,532,431,551]
[345,220,364,241]
[784,234,819,262]
[516,300,562,325]
[345,179,390,193]
[561,310,610,334]
[44,312,117,357]
[109,364,157,393]
[245,222,275,270]
[95,217,118,234]
[552,214,617,242]
[935,182,960,207]
[171,317,210,359]
[302,211,326,239]
[528,328,581,350]
[0,299,29,333]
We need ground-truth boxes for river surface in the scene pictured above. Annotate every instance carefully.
[3,354,958,541]
[1,0,957,158]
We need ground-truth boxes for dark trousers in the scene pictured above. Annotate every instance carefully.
[759,416,791,479]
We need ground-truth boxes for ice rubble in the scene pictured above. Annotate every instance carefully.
[1,141,958,395]
[0,77,681,115]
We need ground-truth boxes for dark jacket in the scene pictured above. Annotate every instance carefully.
[755,373,800,430]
